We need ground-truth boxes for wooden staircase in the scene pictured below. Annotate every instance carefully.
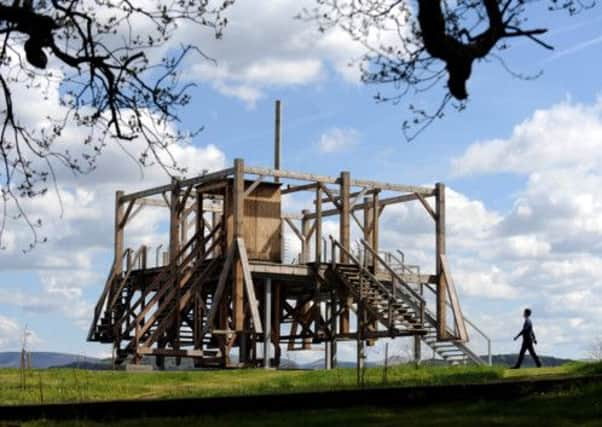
[332,264,426,335]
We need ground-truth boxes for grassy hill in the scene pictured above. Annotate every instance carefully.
[0,352,106,369]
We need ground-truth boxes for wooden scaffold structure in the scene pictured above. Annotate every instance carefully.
[88,156,491,368]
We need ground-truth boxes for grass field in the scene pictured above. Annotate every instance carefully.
[0,361,600,406]
[1,362,601,426]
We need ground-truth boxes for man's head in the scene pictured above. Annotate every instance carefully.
[524,308,532,318]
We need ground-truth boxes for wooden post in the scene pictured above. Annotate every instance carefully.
[233,159,245,333]
[315,185,322,263]
[339,172,351,262]
[196,191,205,259]
[372,191,380,269]
[339,171,351,334]
[363,197,373,269]
[169,180,181,361]
[264,278,272,369]
[272,283,282,367]
[113,191,125,277]
[435,182,447,339]
[324,301,332,370]
[274,100,281,184]
[301,210,309,263]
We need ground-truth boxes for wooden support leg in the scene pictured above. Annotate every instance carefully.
[264,278,272,369]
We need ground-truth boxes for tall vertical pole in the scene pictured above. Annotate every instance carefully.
[435,183,447,339]
[324,301,332,370]
[274,100,281,184]
[111,190,125,340]
[315,186,322,263]
[169,179,182,365]
[339,171,351,334]
[233,159,245,332]
[264,278,272,369]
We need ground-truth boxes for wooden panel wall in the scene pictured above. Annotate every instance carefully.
[225,179,282,262]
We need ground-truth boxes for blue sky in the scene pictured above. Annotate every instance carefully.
[2,1,602,362]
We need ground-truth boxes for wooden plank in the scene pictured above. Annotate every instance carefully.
[440,254,469,342]
[244,181,281,261]
[237,238,263,334]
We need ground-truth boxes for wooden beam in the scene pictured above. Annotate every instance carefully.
[233,158,245,331]
[120,168,234,202]
[321,183,341,209]
[114,191,125,275]
[339,171,350,262]
[339,171,350,334]
[118,199,136,229]
[303,192,430,220]
[237,238,263,334]
[244,165,435,194]
[281,182,319,195]
[416,192,437,221]
[315,185,322,263]
[124,203,144,226]
[244,175,265,197]
[284,217,305,244]
[435,182,447,340]
[440,254,468,342]
[372,191,379,264]
[301,210,310,263]
[177,183,194,212]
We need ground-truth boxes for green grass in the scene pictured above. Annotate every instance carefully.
[19,381,602,427]
[0,362,600,407]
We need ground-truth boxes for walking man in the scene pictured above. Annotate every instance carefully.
[512,308,542,368]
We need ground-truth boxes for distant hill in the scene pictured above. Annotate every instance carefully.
[0,352,107,369]
[489,354,574,367]
[292,354,575,370]
[0,352,574,370]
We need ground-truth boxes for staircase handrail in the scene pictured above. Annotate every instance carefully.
[329,235,427,330]
[360,239,426,306]
[87,246,134,340]
[423,282,492,365]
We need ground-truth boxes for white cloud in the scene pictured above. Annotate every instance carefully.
[186,0,372,105]
[452,98,602,176]
[435,98,602,356]
[318,127,359,153]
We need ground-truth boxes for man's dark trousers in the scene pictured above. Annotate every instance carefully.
[514,339,542,368]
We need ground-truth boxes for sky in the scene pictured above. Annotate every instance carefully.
[2,1,602,362]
